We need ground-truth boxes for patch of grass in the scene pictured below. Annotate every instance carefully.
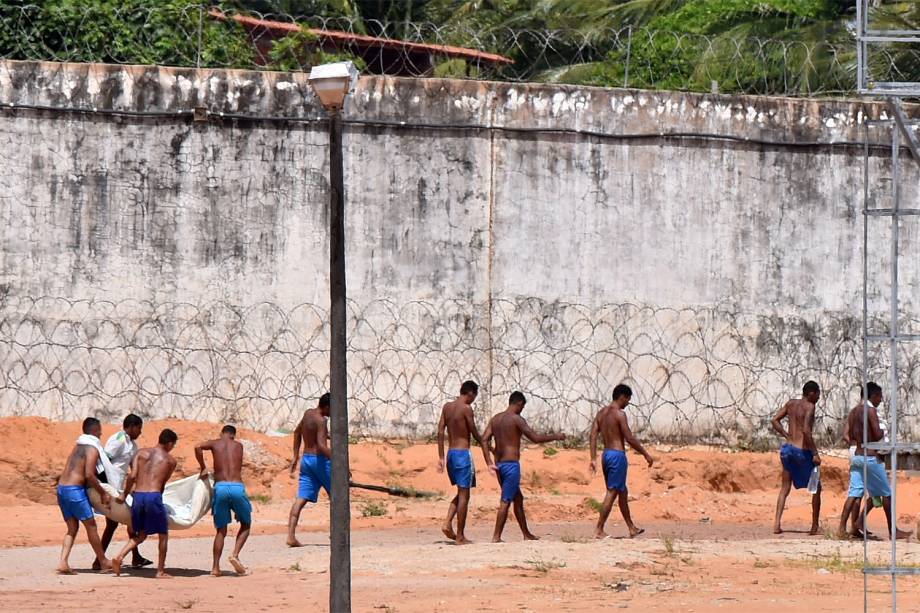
[734,437,774,453]
[361,501,388,517]
[348,435,360,444]
[823,527,844,541]
[559,436,586,450]
[289,562,301,572]
[662,534,677,557]
[527,470,544,488]
[805,549,865,573]
[561,534,589,544]
[522,556,567,574]
[250,493,270,504]
[176,600,197,610]
[753,559,771,569]
[549,487,561,496]
[543,446,558,457]
[584,497,603,513]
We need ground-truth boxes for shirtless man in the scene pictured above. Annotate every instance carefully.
[56,417,112,574]
[481,391,565,542]
[589,384,654,539]
[837,382,912,540]
[772,381,822,535]
[288,393,331,547]
[196,425,252,576]
[112,429,178,578]
[839,385,877,538]
[436,380,483,545]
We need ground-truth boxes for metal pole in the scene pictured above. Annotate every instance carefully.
[328,110,352,613]
[857,0,865,91]
[623,26,633,89]
[862,120,870,613]
[196,3,204,70]
[889,124,900,611]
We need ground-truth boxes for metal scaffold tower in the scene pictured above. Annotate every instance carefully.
[857,1,920,611]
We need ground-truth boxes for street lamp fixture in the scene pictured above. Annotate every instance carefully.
[308,61,359,112]
[307,60,358,613]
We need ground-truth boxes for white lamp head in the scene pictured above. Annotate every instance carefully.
[308,61,359,112]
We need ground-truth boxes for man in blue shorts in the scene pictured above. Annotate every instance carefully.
[56,417,112,574]
[112,429,178,578]
[196,425,252,576]
[772,381,822,535]
[589,384,654,539]
[481,391,565,542]
[288,393,332,547]
[436,380,484,544]
[837,382,912,540]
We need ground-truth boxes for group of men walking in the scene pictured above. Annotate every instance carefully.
[436,381,654,543]
[56,377,914,575]
[771,380,912,540]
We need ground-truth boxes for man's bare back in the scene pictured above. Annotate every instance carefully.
[847,403,882,456]
[441,400,476,449]
[298,408,330,458]
[59,444,98,487]
[205,438,244,482]
[597,405,628,451]
[133,447,177,493]
[775,398,816,450]
[489,412,525,462]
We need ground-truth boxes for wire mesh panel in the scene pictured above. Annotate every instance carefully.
[857,0,920,96]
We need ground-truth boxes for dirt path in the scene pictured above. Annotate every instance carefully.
[3,417,920,611]
[2,522,919,612]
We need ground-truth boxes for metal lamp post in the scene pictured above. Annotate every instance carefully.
[307,60,358,613]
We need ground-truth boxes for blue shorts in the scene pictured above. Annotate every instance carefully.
[57,485,94,522]
[849,455,892,498]
[602,449,628,491]
[780,443,815,489]
[212,482,252,529]
[446,449,476,489]
[298,454,331,503]
[496,461,522,503]
[131,491,169,535]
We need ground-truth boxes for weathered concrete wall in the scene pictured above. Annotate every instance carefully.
[1,59,918,442]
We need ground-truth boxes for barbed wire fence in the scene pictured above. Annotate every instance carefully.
[0,3,918,97]
[2,293,916,443]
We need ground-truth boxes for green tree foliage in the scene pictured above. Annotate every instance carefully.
[0,0,255,67]
[2,0,920,94]
[586,0,856,93]
[267,28,367,71]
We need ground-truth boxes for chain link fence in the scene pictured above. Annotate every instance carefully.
[1,3,918,97]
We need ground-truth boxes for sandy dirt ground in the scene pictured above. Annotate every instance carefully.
[1,417,920,612]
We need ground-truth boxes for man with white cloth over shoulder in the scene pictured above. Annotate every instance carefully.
[93,414,152,570]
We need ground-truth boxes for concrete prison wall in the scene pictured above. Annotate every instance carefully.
[1,59,918,443]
